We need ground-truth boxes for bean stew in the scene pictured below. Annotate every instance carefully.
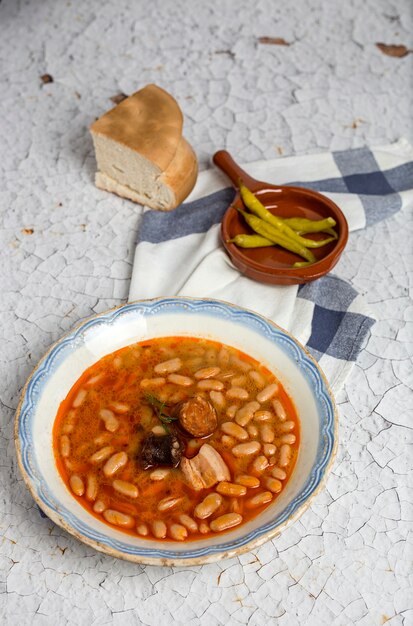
[53,337,300,541]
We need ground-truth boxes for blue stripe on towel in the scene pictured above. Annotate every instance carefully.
[138,187,234,244]
[299,276,375,361]
[137,159,411,244]
[298,275,357,312]
[306,305,375,361]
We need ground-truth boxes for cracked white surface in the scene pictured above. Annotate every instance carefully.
[1,0,412,624]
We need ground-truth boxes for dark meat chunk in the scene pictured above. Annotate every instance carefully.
[176,396,218,438]
[140,433,182,469]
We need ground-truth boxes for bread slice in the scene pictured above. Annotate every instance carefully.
[90,84,198,210]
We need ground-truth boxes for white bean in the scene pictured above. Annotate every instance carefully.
[216,481,247,497]
[260,424,275,443]
[152,520,167,538]
[272,399,287,421]
[85,373,104,387]
[103,509,134,528]
[231,375,247,387]
[278,444,292,467]
[62,410,77,435]
[60,435,70,458]
[168,374,193,387]
[86,473,98,501]
[169,523,188,541]
[194,366,221,379]
[235,474,260,488]
[154,358,182,375]
[263,443,277,456]
[99,408,119,433]
[194,493,223,519]
[198,522,209,534]
[226,404,238,419]
[245,491,273,509]
[103,451,128,477]
[93,432,112,446]
[137,523,149,536]
[150,468,170,481]
[231,356,251,372]
[251,455,269,473]
[204,348,217,364]
[157,496,184,512]
[221,421,248,441]
[227,387,249,400]
[152,425,166,435]
[232,441,261,457]
[108,402,129,414]
[265,477,283,493]
[247,424,258,438]
[178,514,198,533]
[210,513,242,532]
[271,467,287,480]
[281,433,296,445]
[90,446,114,464]
[70,475,84,496]
[256,383,278,403]
[254,410,273,422]
[72,389,87,408]
[221,435,236,446]
[197,379,224,391]
[210,390,226,410]
[113,480,139,498]
[249,370,265,388]
[140,377,166,389]
[235,401,260,426]
[279,420,295,432]
[218,348,230,367]
[93,499,106,513]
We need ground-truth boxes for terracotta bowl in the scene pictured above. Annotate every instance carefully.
[214,151,349,285]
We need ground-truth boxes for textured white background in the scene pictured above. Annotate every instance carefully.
[1,0,412,624]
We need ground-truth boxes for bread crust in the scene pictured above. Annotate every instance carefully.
[91,84,183,173]
[161,137,198,208]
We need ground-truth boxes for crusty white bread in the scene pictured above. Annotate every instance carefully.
[90,84,198,211]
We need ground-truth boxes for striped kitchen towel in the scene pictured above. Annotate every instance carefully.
[129,138,413,394]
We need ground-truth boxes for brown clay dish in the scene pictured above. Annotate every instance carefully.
[214,150,349,285]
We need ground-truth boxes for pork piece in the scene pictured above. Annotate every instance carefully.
[180,444,230,491]
[176,395,218,437]
[140,433,182,469]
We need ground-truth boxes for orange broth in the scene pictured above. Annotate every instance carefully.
[53,337,300,541]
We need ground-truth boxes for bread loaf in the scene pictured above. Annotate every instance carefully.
[90,84,198,210]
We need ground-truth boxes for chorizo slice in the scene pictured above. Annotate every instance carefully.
[176,395,218,437]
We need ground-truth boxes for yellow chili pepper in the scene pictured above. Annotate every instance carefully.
[282,216,336,234]
[238,210,316,263]
[227,234,274,248]
[239,183,335,249]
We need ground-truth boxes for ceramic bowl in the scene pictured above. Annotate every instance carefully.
[15,298,337,565]
[214,149,349,286]
[221,187,348,285]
